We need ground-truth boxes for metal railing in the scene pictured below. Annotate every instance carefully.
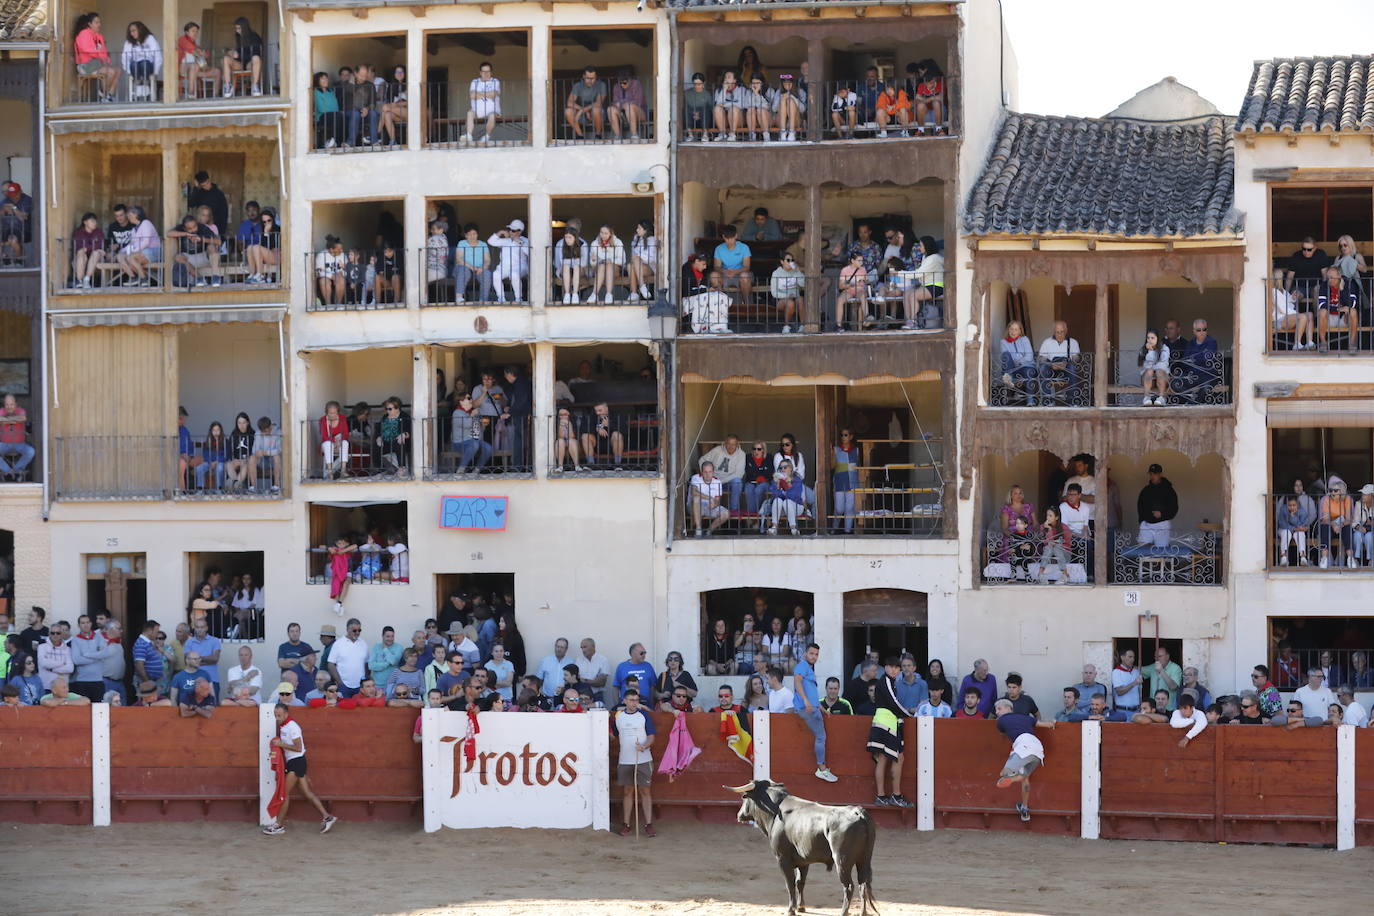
[423,415,533,477]
[820,78,952,140]
[63,41,282,104]
[305,249,410,310]
[310,80,408,151]
[550,76,656,144]
[306,546,409,584]
[55,236,166,292]
[167,236,283,290]
[548,242,659,304]
[1267,491,1374,570]
[988,352,1094,407]
[1109,529,1220,585]
[301,415,415,481]
[980,526,1091,584]
[420,245,527,306]
[1266,277,1372,353]
[52,434,288,500]
[681,477,819,536]
[423,78,532,147]
[547,406,660,476]
[1107,346,1232,406]
[1270,648,1374,690]
[201,604,266,642]
[680,269,945,334]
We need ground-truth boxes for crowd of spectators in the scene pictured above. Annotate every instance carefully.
[177,406,282,495]
[689,432,818,534]
[1273,235,1370,351]
[1274,475,1374,569]
[310,63,407,149]
[314,398,414,478]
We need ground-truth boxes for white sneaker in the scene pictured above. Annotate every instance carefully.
[628,292,641,302]
[325,138,337,149]
[876,130,888,138]
[762,132,771,142]
[586,292,598,303]
[726,133,737,142]
[251,85,263,97]
[1319,554,1329,569]
[1348,555,1358,568]
[1279,555,1289,566]
[790,526,800,536]
[781,325,791,334]
[480,136,492,145]
[194,277,207,287]
[900,130,910,138]
[262,823,285,835]
[320,814,338,834]
[639,284,651,299]
[223,84,234,98]
[815,767,839,783]
[461,133,473,144]
[562,293,573,304]
[603,293,614,304]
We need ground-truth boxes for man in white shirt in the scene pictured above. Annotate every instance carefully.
[487,219,530,303]
[700,435,746,511]
[226,644,264,704]
[1111,647,1144,716]
[689,460,730,537]
[1336,685,1368,728]
[1169,693,1208,747]
[1062,454,1096,505]
[1293,668,1336,720]
[577,637,611,701]
[611,690,657,837]
[684,270,732,334]
[1036,320,1082,405]
[1058,483,1093,580]
[327,617,369,697]
[766,665,795,713]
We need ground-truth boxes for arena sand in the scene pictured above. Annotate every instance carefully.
[7,820,1371,915]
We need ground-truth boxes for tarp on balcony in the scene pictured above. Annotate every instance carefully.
[49,306,285,328]
[48,111,281,135]
[1268,399,1374,428]
[676,334,953,385]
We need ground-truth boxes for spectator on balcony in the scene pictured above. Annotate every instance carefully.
[683,72,713,141]
[744,207,783,244]
[743,75,773,142]
[552,405,584,473]
[587,225,626,303]
[379,65,409,147]
[913,60,946,133]
[1037,321,1082,405]
[244,208,281,285]
[769,459,805,536]
[73,13,120,103]
[738,440,773,517]
[187,172,228,240]
[565,67,607,140]
[847,223,883,274]
[713,70,745,142]
[628,220,658,302]
[103,205,131,263]
[907,236,944,329]
[736,44,766,84]
[1137,330,1171,406]
[1175,319,1220,400]
[713,224,753,299]
[115,205,160,286]
[220,17,264,98]
[229,573,262,639]
[1136,463,1178,548]
[313,236,345,305]
[311,71,342,148]
[1276,478,1318,567]
[689,460,730,537]
[343,65,379,147]
[0,183,30,262]
[1144,647,1182,709]
[0,393,33,482]
[461,61,501,145]
[376,397,412,477]
[581,402,626,470]
[998,320,1037,404]
[1318,476,1355,568]
[318,400,348,479]
[177,23,220,101]
[488,219,529,303]
[609,68,647,140]
[703,620,734,676]
[829,85,858,138]
[170,212,222,289]
[192,421,227,491]
[1315,264,1360,351]
[121,21,161,101]
[223,412,255,492]
[451,392,491,473]
[424,219,449,291]
[1352,484,1374,568]
[829,428,861,535]
[1334,234,1368,284]
[996,483,1036,560]
[767,253,806,334]
[1271,267,1314,350]
[374,243,404,306]
[1037,505,1073,583]
[874,84,912,138]
[855,68,884,126]
[451,223,492,304]
[684,269,731,335]
[770,74,806,142]
[836,251,870,331]
[1285,236,1332,307]
[553,227,587,304]
[1272,641,1301,688]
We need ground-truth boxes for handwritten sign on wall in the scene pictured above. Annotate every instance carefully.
[439,496,508,531]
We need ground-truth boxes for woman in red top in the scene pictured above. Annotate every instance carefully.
[914,67,946,134]
[73,13,120,102]
[319,400,349,478]
[176,22,221,100]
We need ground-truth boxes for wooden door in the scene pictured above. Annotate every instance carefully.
[204,2,268,52]
[110,154,161,226]
[1054,284,1096,349]
[193,151,245,225]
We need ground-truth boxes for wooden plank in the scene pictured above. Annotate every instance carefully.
[934,719,1080,835]
[1355,729,1374,846]
[110,706,259,767]
[767,713,918,827]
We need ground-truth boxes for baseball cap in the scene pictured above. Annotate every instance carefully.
[275,681,294,696]
[3,182,19,195]
[1148,463,1163,473]
[507,219,525,231]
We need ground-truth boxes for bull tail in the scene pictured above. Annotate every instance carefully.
[860,878,879,916]
[857,814,879,915]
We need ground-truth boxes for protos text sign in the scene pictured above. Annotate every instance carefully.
[421,708,610,831]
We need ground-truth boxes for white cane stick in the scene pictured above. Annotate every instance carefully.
[632,750,641,839]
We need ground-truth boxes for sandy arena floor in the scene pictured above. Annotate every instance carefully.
[8,819,1372,915]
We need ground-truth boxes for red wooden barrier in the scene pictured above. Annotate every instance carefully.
[0,707,91,825]
[1219,726,1335,845]
[610,711,755,823]
[768,713,919,828]
[111,707,258,822]
[1356,728,1374,847]
[1100,723,1216,842]
[933,718,1080,835]
[288,707,423,822]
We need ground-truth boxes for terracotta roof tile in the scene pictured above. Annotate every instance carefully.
[1238,56,1374,135]
[0,0,50,41]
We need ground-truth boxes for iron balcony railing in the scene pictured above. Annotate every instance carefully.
[980,525,1091,585]
[306,249,410,311]
[1268,648,1374,690]
[422,415,534,478]
[1109,529,1221,586]
[1266,277,1372,354]
[547,406,661,476]
[420,245,528,306]
[307,545,409,584]
[549,242,659,304]
[301,414,415,481]
[422,78,532,147]
[1107,346,1232,406]
[988,352,1094,407]
[1267,491,1374,571]
[310,80,408,151]
[679,269,945,334]
[550,76,656,144]
[52,434,288,501]
[63,40,282,105]
[55,236,166,293]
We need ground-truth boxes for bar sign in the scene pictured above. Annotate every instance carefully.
[439,496,509,531]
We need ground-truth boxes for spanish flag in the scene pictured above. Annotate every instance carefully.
[719,709,753,764]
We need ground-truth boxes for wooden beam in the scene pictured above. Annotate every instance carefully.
[626,30,651,48]
[1093,285,1109,410]
[352,7,368,19]
[503,31,529,46]
[479,3,495,13]
[454,34,496,56]
[815,387,834,532]
[567,32,600,53]
[296,8,313,22]
[803,182,822,333]
[409,5,426,17]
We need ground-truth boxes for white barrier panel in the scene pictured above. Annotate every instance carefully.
[1080,720,1101,840]
[423,708,609,831]
[1336,723,1354,852]
[91,704,110,827]
[916,716,934,831]
[752,710,771,782]
[257,704,277,826]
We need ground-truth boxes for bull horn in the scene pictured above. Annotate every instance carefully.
[723,782,754,794]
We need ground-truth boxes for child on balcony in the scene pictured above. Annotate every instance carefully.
[342,248,367,305]
[387,532,410,583]
[319,400,348,479]
[251,416,281,493]
[225,412,255,492]
[356,533,383,582]
[195,421,227,491]
[323,536,357,615]
[836,251,869,331]
[1009,516,1036,580]
[1038,506,1072,583]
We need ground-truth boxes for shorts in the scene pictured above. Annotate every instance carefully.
[618,761,652,786]
[183,251,210,268]
[470,99,501,118]
[1000,734,1044,778]
[866,722,904,761]
[695,500,728,519]
[285,755,308,778]
[77,59,104,76]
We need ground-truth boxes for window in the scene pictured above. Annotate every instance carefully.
[307,501,409,584]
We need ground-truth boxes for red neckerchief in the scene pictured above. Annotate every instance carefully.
[1116,664,1134,673]
[1005,335,1017,343]
[75,632,95,641]
[669,699,692,713]
[463,705,480,763]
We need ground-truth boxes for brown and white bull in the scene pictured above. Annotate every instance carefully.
[727,779,879,916]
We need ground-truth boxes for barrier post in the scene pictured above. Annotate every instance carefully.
[753,710,771,781]
[421,707,442,833]
[1337,723,1354,851]
[590,708,610,831]
[1080,720,1101,840]
[90,703,110,827]
[257,703,276,826]
[916,716,934,831]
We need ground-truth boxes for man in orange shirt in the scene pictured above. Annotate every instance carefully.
[874,84,912,138]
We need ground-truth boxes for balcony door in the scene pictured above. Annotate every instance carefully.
[110,154,161,227]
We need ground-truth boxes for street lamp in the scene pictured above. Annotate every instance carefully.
[647,289,677,342]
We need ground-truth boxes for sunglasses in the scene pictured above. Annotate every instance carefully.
[753,446,765,452]
[1303,247,1315,253]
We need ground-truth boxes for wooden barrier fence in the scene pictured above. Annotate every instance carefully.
[1,706,1367,847]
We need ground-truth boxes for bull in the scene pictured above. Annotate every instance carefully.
[727,779,878,916]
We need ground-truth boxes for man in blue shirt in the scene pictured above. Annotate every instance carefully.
[1071,664,1107,716]
[792,642,839,783]
[994,699,1055,822]
[535,638,572,698]
[276,622,314,673]
[184,619,222,697]
[893,654,929,714]
[1055,688,1086,722]
[712,224,753,300]
[132,619,164,687]
[612,643,656,704]
[169,651,212,705]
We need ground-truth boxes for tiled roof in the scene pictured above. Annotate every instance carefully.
[963,112,1241,239]
[1238,56,1374,135]
[0,0,50,41]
